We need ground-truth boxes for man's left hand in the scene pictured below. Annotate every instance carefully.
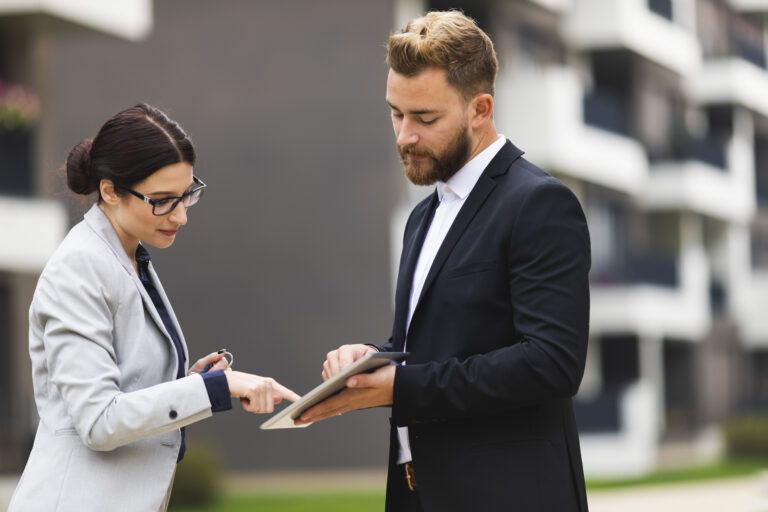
[294,364,395,425]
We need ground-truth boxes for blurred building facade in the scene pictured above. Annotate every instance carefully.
[455,0,768,477]
[1,0,767,480]
[0,0,151,473]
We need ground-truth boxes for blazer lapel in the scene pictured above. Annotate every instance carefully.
[131,270,176,339]
[147,263,189,366]
[83,205,178,359]
[393,192,439,347]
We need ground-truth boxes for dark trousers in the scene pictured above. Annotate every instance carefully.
[386,464,424,512]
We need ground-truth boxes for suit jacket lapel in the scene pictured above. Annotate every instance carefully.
[410,141,524,330]
[415,175,496,309]
[393,192,439,347]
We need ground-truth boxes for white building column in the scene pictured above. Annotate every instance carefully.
[638,330,666,435]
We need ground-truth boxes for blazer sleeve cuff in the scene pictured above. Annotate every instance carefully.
[201,370,232,413]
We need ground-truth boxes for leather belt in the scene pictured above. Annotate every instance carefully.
[403,461,417,491]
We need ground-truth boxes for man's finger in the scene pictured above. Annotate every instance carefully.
[338,347,356,371]
[299,389,355,421]
[327,350,341,377]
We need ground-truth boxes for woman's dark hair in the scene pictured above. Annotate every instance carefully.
[66,103,196,197]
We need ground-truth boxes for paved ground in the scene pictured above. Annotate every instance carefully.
[588,473,768,512]
[2,470,767,511]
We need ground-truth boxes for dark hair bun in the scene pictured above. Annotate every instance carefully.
[66,139,96,195]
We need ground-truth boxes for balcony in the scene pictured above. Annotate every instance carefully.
[730,23,767,69]
[579,380,659,478]
[0,0,152,41]
[575,391,621,433]
[646,160,754,222]
[592,252,679,288]
[496,65,647,195]
[563,0,701,75]
[527,0,574,11]
[728,0,768,12]
[735,268,768,348]
[648,0,673,21]
[0,196,67,273]
[677,134,727,170]
[0,129,33,196]
[689,29,768,116]
[583,89,629,136]
[590,228,710,339]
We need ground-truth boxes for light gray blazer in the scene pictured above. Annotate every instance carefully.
[10,204,215,512]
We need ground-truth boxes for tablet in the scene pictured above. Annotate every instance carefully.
[260,351,409,430]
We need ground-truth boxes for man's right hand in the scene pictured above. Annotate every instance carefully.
[322,344,377,381]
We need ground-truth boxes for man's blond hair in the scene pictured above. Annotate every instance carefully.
[387,10,498,100]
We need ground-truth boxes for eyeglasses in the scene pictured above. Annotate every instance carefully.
[118,176,207,216]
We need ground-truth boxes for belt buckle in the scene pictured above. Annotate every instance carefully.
[404,462,417,491]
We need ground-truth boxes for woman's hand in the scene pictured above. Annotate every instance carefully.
[225,371,301,413]
[188,350,230,375]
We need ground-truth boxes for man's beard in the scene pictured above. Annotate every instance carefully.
[398,124,472,186]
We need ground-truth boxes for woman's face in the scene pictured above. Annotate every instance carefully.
[109,161,195,252]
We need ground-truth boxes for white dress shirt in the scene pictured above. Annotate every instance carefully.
[397,134,507,464]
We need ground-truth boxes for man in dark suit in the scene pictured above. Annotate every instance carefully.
[297,10,591,512]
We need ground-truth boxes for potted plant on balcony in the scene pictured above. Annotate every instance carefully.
[0,77,41,195]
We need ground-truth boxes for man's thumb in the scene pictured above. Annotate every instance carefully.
[347,374,369,388]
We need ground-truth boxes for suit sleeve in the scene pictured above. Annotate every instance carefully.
[34,251,214,451]
[392,181,591,423]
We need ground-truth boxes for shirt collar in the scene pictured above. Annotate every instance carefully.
[135,244,151,265]
[437,134,506,202]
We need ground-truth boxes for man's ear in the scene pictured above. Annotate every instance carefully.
[470,93,494,128]
[99,179,120,206]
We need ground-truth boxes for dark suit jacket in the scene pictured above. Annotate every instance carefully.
[380,140,591,512]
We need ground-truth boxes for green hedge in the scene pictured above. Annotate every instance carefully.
[169,444,224,508]
[723,415,768,458]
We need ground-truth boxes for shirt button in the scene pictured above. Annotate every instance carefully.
[169,410,178,419]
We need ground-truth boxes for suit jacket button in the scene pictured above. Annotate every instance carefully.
[169,410,178,419]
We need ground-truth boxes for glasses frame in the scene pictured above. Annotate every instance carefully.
[118,176,207,216]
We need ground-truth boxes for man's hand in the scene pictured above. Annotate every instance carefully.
[295,364,395,425]
[322,344,377,380]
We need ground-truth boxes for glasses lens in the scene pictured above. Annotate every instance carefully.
[153,198,177,216]
[184,188,204,208]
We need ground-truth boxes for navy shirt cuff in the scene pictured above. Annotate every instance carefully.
[201,369,232,413]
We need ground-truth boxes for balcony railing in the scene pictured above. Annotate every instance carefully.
[583,89,629,136]
[0,129,33,196]
[731,26,766,69]
[648,0,673,21]
[680,134,727,170]
[709,278,727,313]
[627,253,679,286]
[649,130,728,170]
[592,252,679,288]
[574,392,621,433]
[756,181,768,207]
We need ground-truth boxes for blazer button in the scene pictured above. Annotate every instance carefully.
[169,410,178,419]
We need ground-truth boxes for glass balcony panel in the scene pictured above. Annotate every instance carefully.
[648,0,673,21]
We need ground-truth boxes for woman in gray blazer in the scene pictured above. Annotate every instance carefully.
[9,104,299,512]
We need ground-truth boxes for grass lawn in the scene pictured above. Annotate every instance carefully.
[586,457,768,490]
[168,458,768,511]
[169,490,384,512]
